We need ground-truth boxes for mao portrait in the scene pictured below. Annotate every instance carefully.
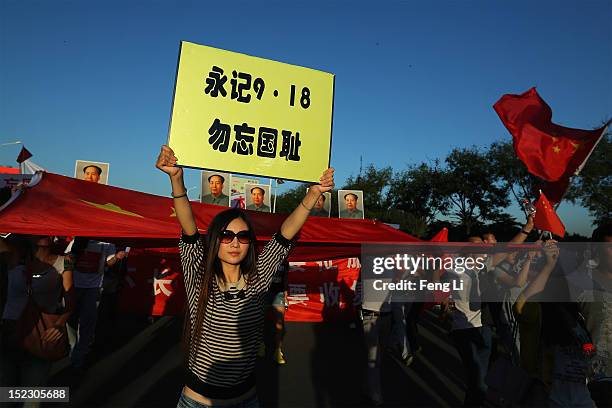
[201,171,230,206]
[75,160,110,185]
[338,190,364,219]
[308,190,331,217]
[244,183,271,213]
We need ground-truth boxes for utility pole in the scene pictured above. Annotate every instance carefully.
[358,155,363,183]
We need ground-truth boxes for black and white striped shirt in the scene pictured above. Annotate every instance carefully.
[179,231,291,399]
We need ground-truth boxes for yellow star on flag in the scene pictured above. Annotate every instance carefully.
[552,146,561,153]
[570,142,581,152]
[80,200,144,218]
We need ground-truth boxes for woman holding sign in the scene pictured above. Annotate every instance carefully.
[156,145,334,408]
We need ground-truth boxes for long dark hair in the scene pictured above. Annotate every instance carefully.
[23,235,59,263]
[183,209,257,359]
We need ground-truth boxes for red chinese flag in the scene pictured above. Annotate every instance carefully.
[494,88,606,182]
[16,146,33,163]
[429,227,448,242]
[0,166,20,174]
[533,192,565,237]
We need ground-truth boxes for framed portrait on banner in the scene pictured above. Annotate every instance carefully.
[229,175,259,209]
[244,183,271,213]
[338,190,364,219]
[75,160,110,185]
[201,171,230,206]
[307,189,331,217]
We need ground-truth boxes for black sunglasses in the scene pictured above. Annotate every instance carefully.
[220,230,252,244]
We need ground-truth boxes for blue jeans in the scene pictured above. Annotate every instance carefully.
[451,325,493,407]
[362,311,392,400]
[67,287,100,368]
[177,391,259,408]
[390,302,423,359]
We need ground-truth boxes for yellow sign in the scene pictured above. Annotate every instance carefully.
[167,41,335,183]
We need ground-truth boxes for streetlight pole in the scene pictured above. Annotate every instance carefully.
[0,140,23,173]
[0,140,22,147]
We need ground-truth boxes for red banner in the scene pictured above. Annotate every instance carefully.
[0,172,424,261]
[117,249,186,316]
[285,258,360,322]
[117,250,360,321]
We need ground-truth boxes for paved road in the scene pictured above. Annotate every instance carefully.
[45,310,467,407]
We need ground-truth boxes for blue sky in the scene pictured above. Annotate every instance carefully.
[0,1,610,235]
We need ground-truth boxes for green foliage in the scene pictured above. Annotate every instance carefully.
[342,164,393,220]
[566,132,611,227]
[274,184,308,215]
[272,131,607,237]
[487,140,538,203]
[437,147,510,235]
[387,209,430,238]
[387,162,446,226]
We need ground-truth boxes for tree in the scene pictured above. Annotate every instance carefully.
[566,131,611,226]
[384,208,430,238]
[274,184,308,215]
[385,162,448,237]
[342,164,393,220]
[438,147,510,235]
[487,140,539,204]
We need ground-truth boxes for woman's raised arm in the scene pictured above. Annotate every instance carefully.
[280,167,334,240]
[156,145,197,236]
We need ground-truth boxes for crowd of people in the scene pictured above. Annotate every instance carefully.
[0,146,610,408]
[0,233,131,396]
[361,217,611,407]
